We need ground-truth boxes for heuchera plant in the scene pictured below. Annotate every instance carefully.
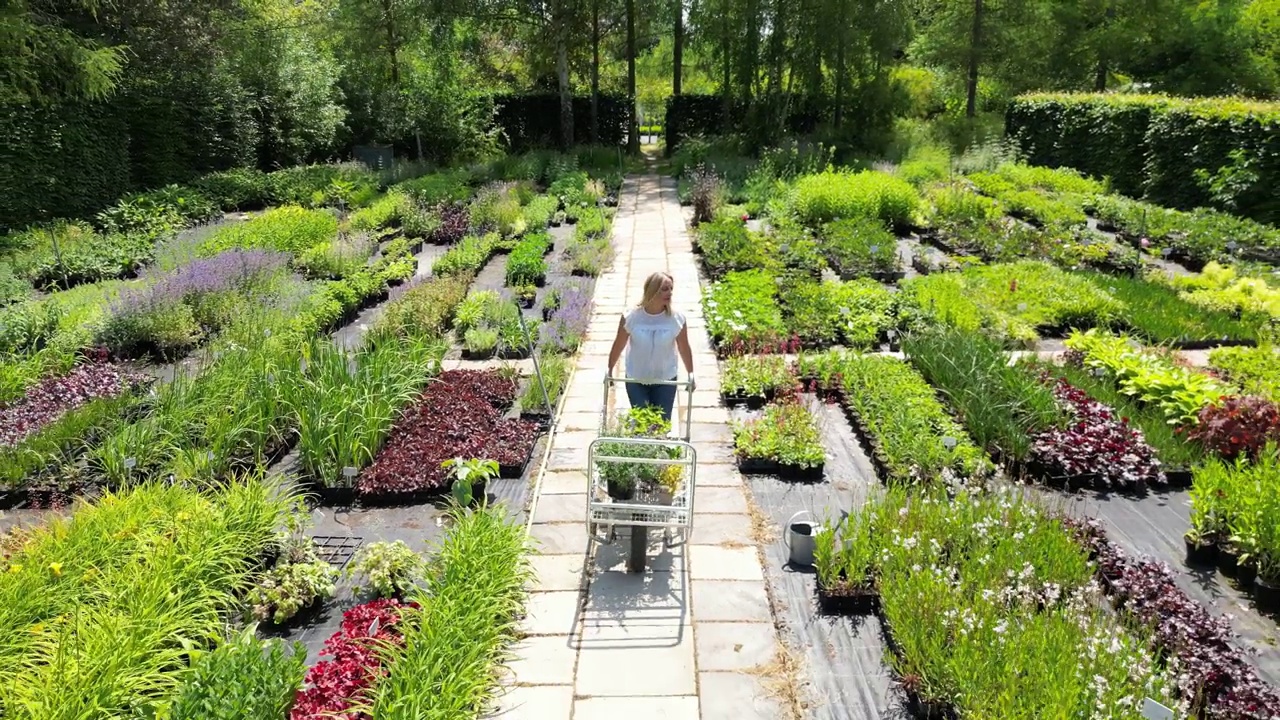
[358,370,538,496]
[290,598,414,720]
[1030,375,1163,489]
[1068,519,1280,719]
[0,360,149,447]
[1187,396,1280,461]
[429,202,470,245]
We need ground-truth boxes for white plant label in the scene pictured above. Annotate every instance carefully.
[1161,247,1173,257]
[869,245,879,254]
[343,466,358,478]
[124,457,136,469]
[942,436,957,449]
[347,359,358,376]
[300,358,308,373]
[1017,303,1028,312]
[1227,241,1239,251]
[1141,698,1174,720]
[1093,367,1106,377]
[207,451,215,461]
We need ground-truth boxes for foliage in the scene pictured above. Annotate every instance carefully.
[505,232,550,286]
[1209,344,1280,403]
[1187,396,1280,461]
[1080,271,1260,345]
[167,628,306,720]
[904,327,1064,464]
[0,360,149,449]
[346,541,427,599]
[366,504,531,718]
[594,407,688,495]
[433,233,497,278]
[694,217,772,278]
[0,480,288,718]
[290,598,411,720]
[1064,329,1233,425]
[1008,93,1280,225]
[732,399,826,469]
[792,170,923,229]
[703,269,787,350]
[821,217,901,278]
[722,354,796,399]
[368,273,473,346]
[358,370,535,496]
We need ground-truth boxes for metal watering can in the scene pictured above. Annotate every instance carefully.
[787,510,823,568]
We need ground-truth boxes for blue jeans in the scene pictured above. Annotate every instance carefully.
[626,376,678,422]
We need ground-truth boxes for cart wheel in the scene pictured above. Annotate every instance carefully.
[628,525,648,573]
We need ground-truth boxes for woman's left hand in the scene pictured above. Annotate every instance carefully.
[687,373,696,391]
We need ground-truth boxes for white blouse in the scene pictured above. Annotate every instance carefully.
[624,308,685,382]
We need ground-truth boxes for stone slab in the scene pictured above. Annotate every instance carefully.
[694,621,777,671]
[488,684,574,719]
[689,545,765,582]
[505,634,578,685]
[521,591,583,636]
[573,697,700,720]
[527,553,586,593]
[691,580,773,623]
[698,671,786,720]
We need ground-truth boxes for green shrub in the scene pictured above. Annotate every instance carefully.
[194,168,271,210]
[822,218,901,279]
[522,195,559,232]
[167,629,305,720]
[367,273,473,346]
[924,181,1004,227]
[792,170,922,228]
[505,233,550,286]
[703,269,787,350]
[350,192,413,231]
[695,217,773,278]
[395,170,471,207]
[433,233,497,278]
[200,206,337,257]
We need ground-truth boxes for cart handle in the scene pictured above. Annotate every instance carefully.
[601,374,695,442]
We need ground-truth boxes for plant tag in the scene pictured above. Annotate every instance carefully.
[264,328,271,337]
[124,457,136,469]
[1141,698,1174,720]
[1227,241,1239,251]
[266,374,275,384]
[1093,366,1106,377]
[1161,247,1172,257]
[207,451,215,461]
[942,436,957,449]
[869,244,879,254]
[343,466,358,478]
[887,329,897,338]
[300,358,308,373]
[347,359,358,376]
[1017,303,1028,312]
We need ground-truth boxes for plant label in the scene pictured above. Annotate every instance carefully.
[942,437,957,449]
[1227,241,1239,251]
[264,328,271,337]
[267,374,275,384]
[207,451,215,461]
[1017,303,1028,312]
[300,358,308,373]
[1161,247,1172,257]
[1141,699,1174,720]
[347,359,358,376]
[869,245,879,254]
[124,457,136,469]
[1093,367,1106,377]
[343,466,358,478]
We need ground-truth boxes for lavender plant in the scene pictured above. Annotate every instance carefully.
[98,249,290,358]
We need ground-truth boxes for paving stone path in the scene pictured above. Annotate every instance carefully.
[491,170,791,719]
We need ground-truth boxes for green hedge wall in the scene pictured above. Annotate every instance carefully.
[493,93,631,150]
[663,94,831,153]
[1006,92,1280,225]
[0,102,132,233]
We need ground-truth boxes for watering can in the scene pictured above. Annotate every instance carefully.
[787,510,823,568]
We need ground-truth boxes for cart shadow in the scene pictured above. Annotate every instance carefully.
[574,530,690,649]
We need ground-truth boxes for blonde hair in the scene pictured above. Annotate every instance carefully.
[638,271,674,315]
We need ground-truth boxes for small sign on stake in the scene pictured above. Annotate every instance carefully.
[1227,241,1239,252]
[300,358,308,373]
[342,466,358,478]
[942,436,957,449]
[1161,247,1173,257]
[347,358,358,376]
[1141,698,1174,720]
[869,245,879,254]
[1017,303,1028,312]
[124,457,136,469]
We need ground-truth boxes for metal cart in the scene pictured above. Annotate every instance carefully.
[587,376,698,572]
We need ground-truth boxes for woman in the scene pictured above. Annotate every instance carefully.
[606,271,696,422]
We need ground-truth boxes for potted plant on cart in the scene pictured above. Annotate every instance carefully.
[595,407,684,501]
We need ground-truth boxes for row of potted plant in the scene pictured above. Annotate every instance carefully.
[0,355,149,450]
[356,369,540,500]
[904,328,1168,494]
[795,350,992,484]
[0,479,289,718]
[813,486,1182,718]
[1186,445,1280,610]
[1070,517,1280,718]
[731,394,826,480]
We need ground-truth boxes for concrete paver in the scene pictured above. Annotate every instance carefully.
[498,167,786,719]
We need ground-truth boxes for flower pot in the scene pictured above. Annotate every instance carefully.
[1237,560,1258,588]
[542,307,555,322]
[1184,533,1218,568]
[656,489,674,506]
[1255,576,1280,613]
[1218,545,1241,577]
[469,479,489,506]
[1165,468,1193,488]
[607,479,635,501]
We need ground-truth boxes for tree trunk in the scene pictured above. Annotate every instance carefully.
[966,0,982,118]
[381,0,400,85]
[673,0,684,96]
[627,0,639,153]
[721,1,732,126]
[555,0,573,149]
[592,0,600,143]
[834,0,847,127]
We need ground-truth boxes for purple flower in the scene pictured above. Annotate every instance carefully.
[109,249,290,318]
[540,279,593,353]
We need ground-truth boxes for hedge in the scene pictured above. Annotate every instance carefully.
[1006,93,1280,225]
[663,94,830,152]
[493,93,631,150]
